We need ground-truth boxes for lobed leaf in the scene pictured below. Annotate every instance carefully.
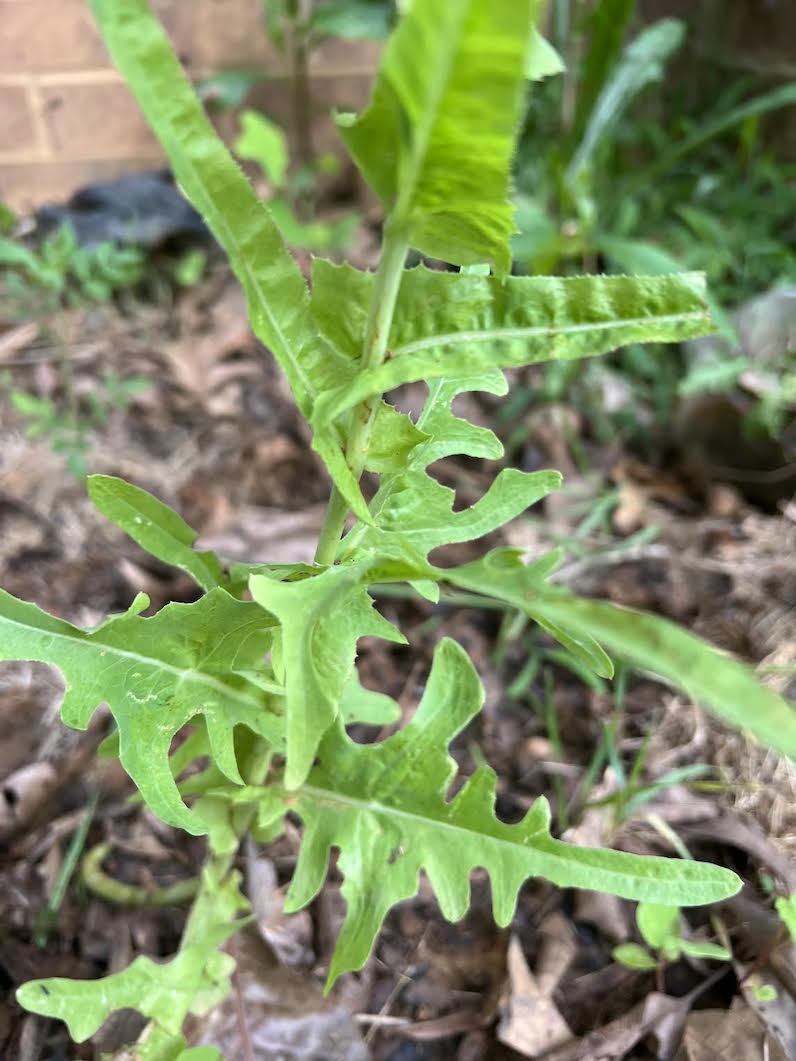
[268,639,739,986]
[88,474,224,592]
[341,370,561,567]
[310,264,713,429]
[0,588,281,833]
[17,867,247,1050]
[89,0,353,420]
[337,0,534,271]
[250,565,406,789]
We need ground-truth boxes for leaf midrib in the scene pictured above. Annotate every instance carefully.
[393,309,709,358]
[297,783,720,892]
[393,3,470,219]
[0,613,263,710]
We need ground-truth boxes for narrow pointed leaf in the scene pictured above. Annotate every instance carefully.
[88,475,224,592]
[272,639,738,986]
[569,0,636,148]
[250,567,406,789]
[531,592,796,760]
[567,18,685,183]
[311,266,713,429]
[678,939,730,961]
[0,588,281,832]
[89,0,350,419]
[337,0,534,270]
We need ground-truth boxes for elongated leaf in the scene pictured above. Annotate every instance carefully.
[337,0,534,270]
[654,82,796,173]
[17,867,247,1047]
[267,639,739,985]
[250,566,406,789]
[570,0,636,147]
[310,264,713,429]
[598,235,736,338]
[530,592,796,761]
[88,475,224,592]
[567,19,685,183]
[89,0,349,419]
[0,588,281,832]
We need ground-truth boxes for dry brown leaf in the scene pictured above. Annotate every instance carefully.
[737,963,796,1059]
[674,999,788,1061]
[544,991,691,1061]
[0,322,39,361]
[249,855,314,968]
[188,927,368,1059]
[497,917,575,1057]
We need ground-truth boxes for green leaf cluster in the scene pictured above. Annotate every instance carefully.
[613,901,731,971]
[6,0,793,1051]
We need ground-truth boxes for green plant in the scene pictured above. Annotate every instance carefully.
[234,107,358,251]
[3,372,151,478]
[510,1,796,440]
[0,223,145,317]
[8,1,796,1055]
[613,902,731,978]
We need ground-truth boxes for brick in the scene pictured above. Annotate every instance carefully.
[39,80,162,161]
[0,160,143,214]
[196,0,282,70]
[0,0,199,75]
[0,0,110,74]
[0,84,39,156]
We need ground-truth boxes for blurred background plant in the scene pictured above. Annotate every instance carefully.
[509,0,796,451]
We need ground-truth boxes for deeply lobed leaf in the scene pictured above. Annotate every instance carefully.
[17,866,246,1053]
[340,367,562,567]
[0,588,281,833]
[250,564,406,789]
[265,640,739,985]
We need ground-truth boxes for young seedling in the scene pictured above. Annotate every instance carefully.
[614,902,731,990]
[5,1,794,1056]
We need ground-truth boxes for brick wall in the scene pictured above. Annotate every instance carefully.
[0,0,379,213]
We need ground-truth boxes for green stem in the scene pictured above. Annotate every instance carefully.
[82,843,200,907]
[314,222,409,565]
